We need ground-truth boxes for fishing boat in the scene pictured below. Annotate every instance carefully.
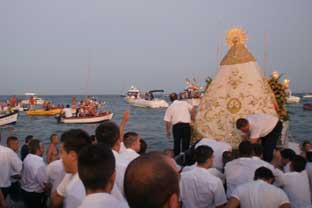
[20,93,46,105]
[57,111,113,124]
[125,87,169,108]
[0,111,18,126]
[26,109,62,116]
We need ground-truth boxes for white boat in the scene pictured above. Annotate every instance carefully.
[303,93,312,99]
[21,93,45,105]
[125,87,169,108]
[0,111,18,126]
[286,95,300,104]
[57,112,113,124]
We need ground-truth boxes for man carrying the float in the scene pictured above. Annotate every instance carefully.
[236,113,283,162]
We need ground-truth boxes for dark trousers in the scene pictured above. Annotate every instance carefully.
[261,120,283,162]
[1,182,22,201]
[0,187,10,199]
[173,123,191,156]
[22,189,46,208]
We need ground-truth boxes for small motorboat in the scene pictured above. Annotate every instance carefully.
[286,95,301,104]
[303,104,312,110]
[303,93,312,99]
[20,93,46,105]
[0,111,18,126]
[26,109,62,116]
[57,111,113,124]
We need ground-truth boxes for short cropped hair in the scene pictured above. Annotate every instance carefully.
[236,118,248,129]
[195,145,214,164]
[223,151,233,166]
[124,152,179,208]
[61,129,91,154]
[239,141,253,157]
[253,144,263,157]
[50,134,57,141]
[25,135,33,143]
[280,148,296,160]
[78,144,115,191]
[28,139,41,154]
[95,121,120,147]
[169,93,178,102]
[291,155,306,172]
[123,132,139,148]
[254,166,274,181]
[7,136,18,145]
[138,139,147,155]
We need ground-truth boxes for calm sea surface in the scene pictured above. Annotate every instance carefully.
[1,94,312,152]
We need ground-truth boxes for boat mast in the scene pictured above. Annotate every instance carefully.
[263,32,268,76]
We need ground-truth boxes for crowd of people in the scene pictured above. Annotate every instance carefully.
[1,97,312,208]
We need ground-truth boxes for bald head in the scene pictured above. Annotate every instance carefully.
[124,152,179,208]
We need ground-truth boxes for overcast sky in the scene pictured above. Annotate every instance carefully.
[1,0,311,95]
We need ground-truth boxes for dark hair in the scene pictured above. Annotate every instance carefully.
[7,136,18,145]
[138,139,147,155]
[28,139,41,154]
[302,140,311,148]
[124,152,179,208]
[95,121,120,147]
[195,145,214,164]
[236,118,248,129]
[169,93,178,102]
[254,166,274,181]
[66,104,70,108]
[239,141,253,157]
[25,135,33,143]
[280,148,296,160]
[78,144,115,192]
[90,135,96,143]
[123,132,139,148]
[306,151,312,162]
[223,151,233,166]
[61,129,91,154]
[50,134,57,142]
[253,144,263,157]
[291,155,306,172]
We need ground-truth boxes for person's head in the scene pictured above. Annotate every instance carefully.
[222,151,233,167]
[236,118,249,133]
[195,145,214,168]
[124,152,180,208]
[252,144,263,158]
[169,93,178,102]
[7,136,19,152]
[60,129,91,174]
[306,151,312,162]
[24,135,33,145]
[238,141,253,157]
[66,104,70,108]
[28,139,44,156]
[302,140,311,152]
[163,149,174,158]
[123,132,141,152]
[138,139,147,155]
[78,144,116,194]
[254,166,275,184]
[95,121,121,151]
[290,155,306,172]
[50,134,59,145]
[90,135,97,144]
[280,148,296,166]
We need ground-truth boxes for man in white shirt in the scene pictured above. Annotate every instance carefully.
[61,105,72,118]
[46,159,65,195]
[124,152,180,208]
[78,144,127,208]
[0,136,22,199]
[119,132,140,164]
[236,113,283,162]
[21,139,48,208]
[280,148,296,173]
[180,145,227,208]
[195,138,232,171]
[51,129,91,208]
[224,141,276,198]
[275,155,312,208]
[227,167,290,208]
[164,92,195,156]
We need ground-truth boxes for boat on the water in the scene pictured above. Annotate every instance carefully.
[303,93,312,99]
[286,95,301,104]
[57,111,113,124]
[26,109,62,116]
[125,86,169,108]
[21,93,46,105]
[0,111,18,126]
[303,104,312,110]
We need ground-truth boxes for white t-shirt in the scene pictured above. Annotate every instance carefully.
[195,138,232,171]
[63,108,72,118]
[164,100,193,125]
[0,145,22,187]
[112,150,128,203]
[46,159,65,194]
[180,166,227,208]
[245,114,279,138]
[231,180,289,208]
[57,173,86,208]
[119,148,139,165]
[275,170,312,208]
[79,193,128,208]
[224,157,276,198]
[182,165,225,184]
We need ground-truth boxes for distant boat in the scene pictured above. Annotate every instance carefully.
[26,109,62,116]
[286,95,300,104]
[21,93,46,105]
[0,111,18,126]
[303,104,312,111]
[57,111,113,124]
[303,93,312,99]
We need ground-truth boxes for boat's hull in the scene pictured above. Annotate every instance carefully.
[58,112,113,124]
[26,109,62,116]
[303,104,312,110]
[125,97,168,108]
[0,111,18,126]
[286,96,301,104]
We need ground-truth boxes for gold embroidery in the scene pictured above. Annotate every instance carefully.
[227,98,242,114]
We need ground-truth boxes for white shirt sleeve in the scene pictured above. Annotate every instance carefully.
[163,107,172,122]
[231,186,242,201]
[214,179,227,206]
[9,150,22,175]
[250,127,261,138]
[276,189,290,206]
[57,174,72,196]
